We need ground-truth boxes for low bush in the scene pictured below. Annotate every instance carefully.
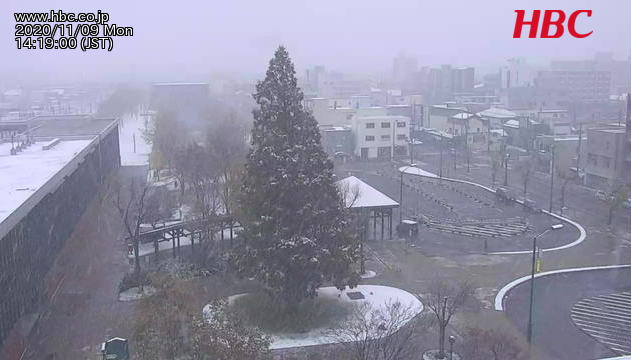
[118,271,152,293]
[230,292,351,334]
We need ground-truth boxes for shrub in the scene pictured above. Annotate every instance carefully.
[119,271,152,293]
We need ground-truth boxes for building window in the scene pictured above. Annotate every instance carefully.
[397,134,407,140]
[366,123,375,129]
[477,127,481,133]
[381,122,391,128]
[365,135,375,141]
[397,121,406,128]
[381,135,390,141]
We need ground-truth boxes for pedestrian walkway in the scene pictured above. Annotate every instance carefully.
[571,292,631,355]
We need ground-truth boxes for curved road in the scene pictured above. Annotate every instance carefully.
[503,267,631,360]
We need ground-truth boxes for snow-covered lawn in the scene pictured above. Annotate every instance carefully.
[118,286,157,301]
[118,112,152,166]
[360,270,377,279]
[204,285,423,350]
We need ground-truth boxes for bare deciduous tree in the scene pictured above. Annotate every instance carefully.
[329,300,425,360]
[144,186,177,229]
[420,280,474,359]
[462,327,527,360]
[490,151,502,186]
[605,185,630,225]
[206,116,247,217]
[112,177,151,275]
[514,156,535,196]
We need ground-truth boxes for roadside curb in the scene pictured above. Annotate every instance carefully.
[398,166,587,255]
[494,264,631,311]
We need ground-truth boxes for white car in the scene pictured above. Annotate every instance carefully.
[595,190,610,202]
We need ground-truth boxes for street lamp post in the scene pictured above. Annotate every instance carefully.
[527,226,557,345]
[449,335,456,360]
[439,133,444,180]
[549,145,555,213]
[504,153,510,186]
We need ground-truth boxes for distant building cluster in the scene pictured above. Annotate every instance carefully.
[300,51,631,189]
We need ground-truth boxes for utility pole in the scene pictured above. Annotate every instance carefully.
[391,119,395,161]
[504,152,509,186]
[466,125,470,173]
[549,145,555,213]
[439,133,444,180]
[577,122,583,177]
[399,171,403,223]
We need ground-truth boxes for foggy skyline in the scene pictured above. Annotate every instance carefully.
[2,0,631,84]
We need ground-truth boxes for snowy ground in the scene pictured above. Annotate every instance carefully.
[204,285,423,350]
[118,286,157,301]
[118,112,152,166]
[0,139,92,223]
[128,227,240,258]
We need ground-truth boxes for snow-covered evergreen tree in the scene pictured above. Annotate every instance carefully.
[233,46,359,307]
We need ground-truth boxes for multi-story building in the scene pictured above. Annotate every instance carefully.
[500,57,535,89]
[534,70,611,104]
[427,104,470,133]
[0,115,120,354]
[319,125,353,158]
[585,124,629,188]
[552,52,631,95]
[352,115,410,160]
[534,134,587,176]
[150,82,210,125]
[392,54,418,84]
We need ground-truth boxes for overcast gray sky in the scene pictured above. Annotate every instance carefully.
[1,0,630,83]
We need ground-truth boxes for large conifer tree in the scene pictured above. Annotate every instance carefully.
[233,46,359,307]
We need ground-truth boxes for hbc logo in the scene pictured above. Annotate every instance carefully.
[513,10,593,38]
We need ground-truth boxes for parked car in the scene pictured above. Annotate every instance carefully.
[396,219,419,240]
[595,190,610,202]
[623,199,631,209]
[495,187,514,202]
[523,199,539,213]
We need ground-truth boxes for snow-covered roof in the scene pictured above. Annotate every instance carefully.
[153,82,208,86]
[451,112,475,120]
[477,107,517,119]
[0,139,92,225]
[336,176,399,209]
[504,119,520,129]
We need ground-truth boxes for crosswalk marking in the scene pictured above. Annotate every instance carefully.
[571,292,631,355]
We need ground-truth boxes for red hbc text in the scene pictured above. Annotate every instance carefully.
[513,10,593,38]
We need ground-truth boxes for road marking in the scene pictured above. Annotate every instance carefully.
[571,291,631,355]
[399,166,587,255]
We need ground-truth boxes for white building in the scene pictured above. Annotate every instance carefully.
[352,115,410,160]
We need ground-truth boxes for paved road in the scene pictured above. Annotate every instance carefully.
[337,162,579,256]
[504,267,631,360]
[23,166,147,360]
[412,143,631,230]
[571,291,631,354]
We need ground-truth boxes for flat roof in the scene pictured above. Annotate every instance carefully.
[0,139,93,224]
[27,115,116,137]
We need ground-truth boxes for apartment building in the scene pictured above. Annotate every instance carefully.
[352,115,410,160]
